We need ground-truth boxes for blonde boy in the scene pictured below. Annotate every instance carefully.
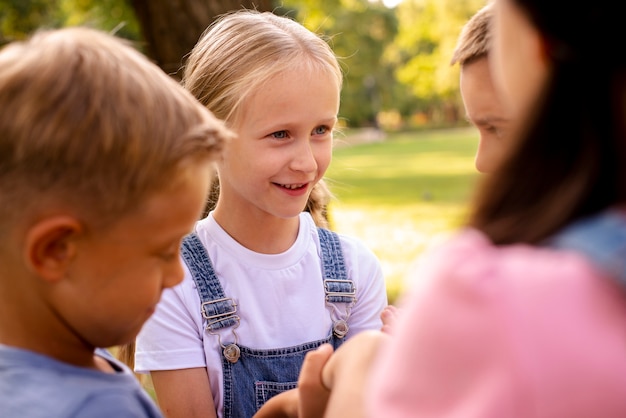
[0,27,230,417]
[451,3,513,173]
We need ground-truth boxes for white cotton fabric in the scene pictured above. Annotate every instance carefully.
[135,212,386,417]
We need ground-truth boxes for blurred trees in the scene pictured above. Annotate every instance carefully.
[390,0,487,123]
[0,0,139,45]
[285,0,398,127]
[0,0,486,128]
[131,0,272,77]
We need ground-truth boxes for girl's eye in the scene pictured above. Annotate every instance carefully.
[271,131,288,139]
[313,126,329,135]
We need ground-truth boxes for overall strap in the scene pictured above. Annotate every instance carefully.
[317,227,356,338]
[546,210,626,285]
[181,233,241,363]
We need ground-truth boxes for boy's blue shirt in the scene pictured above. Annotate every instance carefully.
[0,345,162,418]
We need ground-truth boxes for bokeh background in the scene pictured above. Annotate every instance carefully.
[1,0,488,300]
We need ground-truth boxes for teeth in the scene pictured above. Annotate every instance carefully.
[281,183,304,189]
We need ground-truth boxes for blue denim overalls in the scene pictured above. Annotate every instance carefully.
[546,210,626,284]
[180,227,356,418]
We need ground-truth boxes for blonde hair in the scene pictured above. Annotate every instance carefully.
[0,27,231,232]
[183,10,341,227]
[450,3,493,66]
[183,9,342,124]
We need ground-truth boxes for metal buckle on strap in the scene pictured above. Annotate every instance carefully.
[201,297,239,331]
[323,279,356,302]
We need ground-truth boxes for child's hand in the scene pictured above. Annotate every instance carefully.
[253,344,334,418]
[321,331,389,418]
[380,304,400,334]
[297,344,334,418]
[253,388,298,418]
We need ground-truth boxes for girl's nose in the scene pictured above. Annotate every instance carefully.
[290,139,318,173]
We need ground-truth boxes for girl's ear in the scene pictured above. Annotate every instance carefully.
[24,216,82,283]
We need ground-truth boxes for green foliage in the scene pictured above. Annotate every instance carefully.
[0,0,63,44]
[0,0,139,46]
[1,0,488,128]
[60,0,140,40]
[284,0,399,127]
[392,0,487,100]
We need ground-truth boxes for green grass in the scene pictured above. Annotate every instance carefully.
[326,127,480,303]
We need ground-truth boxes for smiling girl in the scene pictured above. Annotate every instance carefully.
[133,10,388,418]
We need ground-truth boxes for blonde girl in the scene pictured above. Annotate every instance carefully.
[134,10,387,418]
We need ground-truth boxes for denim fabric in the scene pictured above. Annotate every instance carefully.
[222,336,342,418]
[546,209,626,284]
[180,227,351,418]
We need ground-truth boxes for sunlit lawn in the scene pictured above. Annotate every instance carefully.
[326,127,480,303]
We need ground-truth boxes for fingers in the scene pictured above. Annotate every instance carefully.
[253,389,299,418]
[253,344,335,418]
[321,331,389,418]
[298,343,334,418]
[380,304,399,334]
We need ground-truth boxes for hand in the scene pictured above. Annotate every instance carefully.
[380,304,400,334]
[297,344,334,418]
[253,344,334,418]
[320,331,389,418]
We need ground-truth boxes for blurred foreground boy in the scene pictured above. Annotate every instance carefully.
[0,27,230,417]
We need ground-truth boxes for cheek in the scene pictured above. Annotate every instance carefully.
[314,142,333,174]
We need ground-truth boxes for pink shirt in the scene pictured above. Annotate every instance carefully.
[369,229,626,417]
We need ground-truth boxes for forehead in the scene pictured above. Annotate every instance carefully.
[238,66,340,123]
[460,59,506,117]
[98,163,210,241]
[232,60,340,125]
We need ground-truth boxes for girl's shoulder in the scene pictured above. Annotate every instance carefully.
[374,228,626,417]
[313,226,381,269]
[408,228,622,328]
[301,212,378,261]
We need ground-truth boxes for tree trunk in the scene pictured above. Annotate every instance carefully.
[130,0,273,78]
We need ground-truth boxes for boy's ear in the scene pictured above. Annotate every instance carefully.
[24,216,82,283]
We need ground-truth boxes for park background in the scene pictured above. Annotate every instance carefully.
[1,0,487,301]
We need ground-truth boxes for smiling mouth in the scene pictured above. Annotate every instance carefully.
[276,183,307,190]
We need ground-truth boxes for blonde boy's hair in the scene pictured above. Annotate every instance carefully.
[183,9,342,125]
[0,27,231,230]
[450,3,493,66]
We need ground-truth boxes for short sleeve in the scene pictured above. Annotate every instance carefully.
[337,233,388,338]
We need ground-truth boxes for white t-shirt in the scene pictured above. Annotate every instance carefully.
[135,212,387,417]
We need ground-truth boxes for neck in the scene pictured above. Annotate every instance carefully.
[0,272,101,370]
[212,206,300,254]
